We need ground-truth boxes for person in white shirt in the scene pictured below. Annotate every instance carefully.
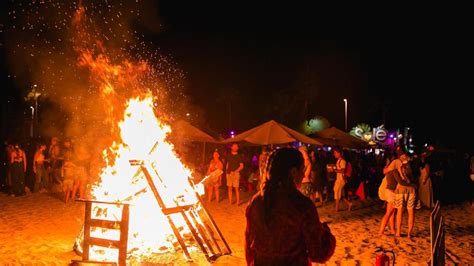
[332,148,352,212]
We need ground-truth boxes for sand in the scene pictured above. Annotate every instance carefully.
[0,191,472,265]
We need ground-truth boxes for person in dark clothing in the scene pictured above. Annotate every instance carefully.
[310,150,326,204]
[10,143,27,196]
[245,148,336,266]
[226,143,244,205]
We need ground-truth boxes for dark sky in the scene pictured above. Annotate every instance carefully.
[1,1,471,152]
[152,3,369,127]
[148,2,470,151]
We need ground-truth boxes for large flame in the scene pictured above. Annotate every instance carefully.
[88,96,204,262]
[70,5,206,263]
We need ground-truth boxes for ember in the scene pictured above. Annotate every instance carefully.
[73,97,230,264]
[66,4,230,265]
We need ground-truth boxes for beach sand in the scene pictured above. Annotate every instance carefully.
[0,191,472,265]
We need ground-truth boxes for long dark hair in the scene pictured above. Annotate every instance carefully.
[261,148,304,225]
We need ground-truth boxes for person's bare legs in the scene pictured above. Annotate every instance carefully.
[396,207,404,237]
[236,187,240,205]
[344,198,353,211]
[227,186,233,204]
[407,208,414,237]
[215,186,220,202]
[64,189,68,203]
[379,202,395,235]
[207,186,213,201]
[389,209,396,234]
[335,199,340,212]
[315,191,323,204]
[71,183,79,201]
[309,191,315,202]
[79,181,86,199]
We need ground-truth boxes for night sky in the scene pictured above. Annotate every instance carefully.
[1,1,471,152]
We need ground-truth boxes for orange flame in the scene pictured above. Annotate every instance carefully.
[88,96,202,262]
[72,5,205,263]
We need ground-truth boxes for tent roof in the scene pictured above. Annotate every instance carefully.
[171,120,219,143]
[221,120,322,145]
[312,127,369,149]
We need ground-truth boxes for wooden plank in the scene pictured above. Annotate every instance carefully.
[161,205,193,215]
[89,219,119,229]
[79,200,129,265]
[70,259,118,265]
[198,210,223,255]
[141,166,192,261]
[76,199,124,206]
[195,192,232,254]
[180,210,210,260]
[167,215,192,261]
[432,216,445,266]
[118,204,129,266]
[430,201,441,252]
[188,209,217,257]
[141,166,167,209]
[89,237,120,248]
[83,201,92,261]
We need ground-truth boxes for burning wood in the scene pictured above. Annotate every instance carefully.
[73,98,230,265]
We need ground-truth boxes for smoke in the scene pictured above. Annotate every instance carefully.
[4,0,185,149]
[4,0,188,173]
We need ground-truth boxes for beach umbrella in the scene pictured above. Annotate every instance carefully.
[221,120,322,145]
[171,120,220,164]
[172,120,219,143]
[312,127,368,149]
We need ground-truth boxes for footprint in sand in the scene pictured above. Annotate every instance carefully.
[394,238,400,246]
[344,247,351,254]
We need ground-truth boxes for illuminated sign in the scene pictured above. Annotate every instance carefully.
[373,125,387,142]
[350,124,388,144]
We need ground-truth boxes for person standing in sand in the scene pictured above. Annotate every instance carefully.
[205,150,223,202]
[226,143,244,205]
[394,153,417,238]
[418,153,434,208]
[10,143,27,197]
[72,143,90,200]
[5,143,14,190]
[33,144,48,193]
[245,148,336,265]
[310,150,326,205]
[298,146,313,200]
[378,150,406,235]
[48,137,61,189]
[331,148,352,212]
[62,152,76,203]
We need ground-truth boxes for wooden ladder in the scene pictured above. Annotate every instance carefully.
[139,163,231,262]
[77,200,130,266]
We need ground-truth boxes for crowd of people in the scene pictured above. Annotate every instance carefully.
[202,143,473,211]
[1,136,473,265]
[243,145,473,265]
[1,137,90,203]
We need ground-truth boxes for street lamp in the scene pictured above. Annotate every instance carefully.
[343,98,348,131]
[30,106,35,138]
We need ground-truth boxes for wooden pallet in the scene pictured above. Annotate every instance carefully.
[138,162,232,262]
[77,200,129,266]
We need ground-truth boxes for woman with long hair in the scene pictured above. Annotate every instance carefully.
[205,150,223,202]
[10,143,27,197]
[245,148,336,265]
[418,153,434,208]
